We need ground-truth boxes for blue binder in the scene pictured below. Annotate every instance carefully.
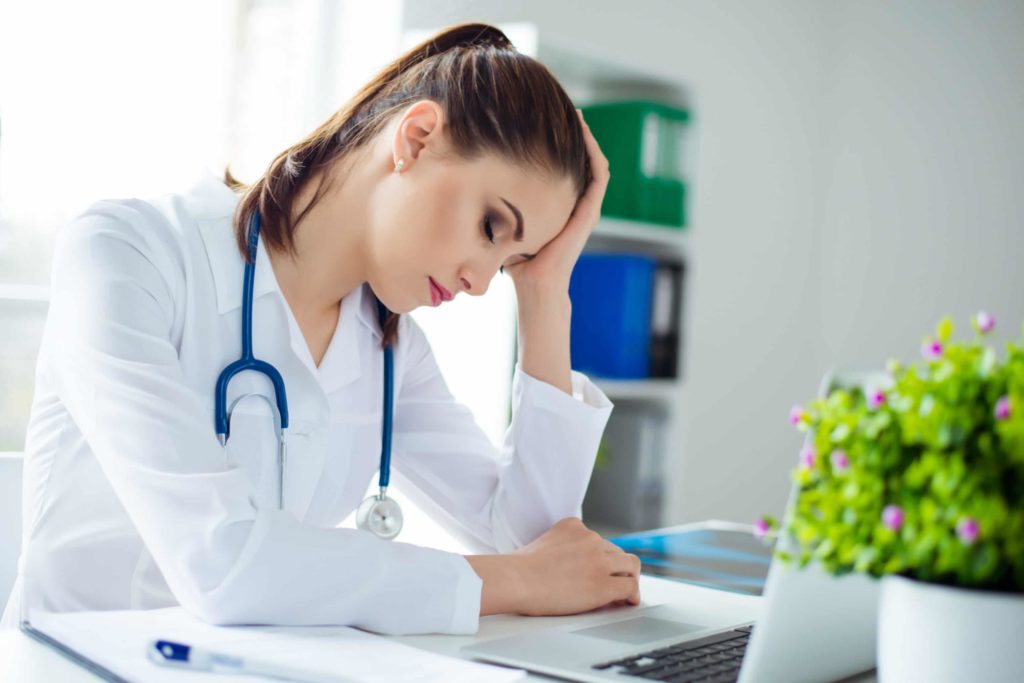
[569,253,655,379]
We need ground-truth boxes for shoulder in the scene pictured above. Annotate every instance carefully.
[54,170,236,290]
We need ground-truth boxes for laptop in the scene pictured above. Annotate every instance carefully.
[462,370,886,683]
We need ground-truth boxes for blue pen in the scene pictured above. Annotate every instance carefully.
[147,639,358,683]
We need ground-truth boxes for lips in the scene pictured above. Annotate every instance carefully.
[428,277,454,306]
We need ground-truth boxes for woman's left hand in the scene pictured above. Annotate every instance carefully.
[505,109,610,295]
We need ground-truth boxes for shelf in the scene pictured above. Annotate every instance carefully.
[588,218,690,259]
[593,377,682,402]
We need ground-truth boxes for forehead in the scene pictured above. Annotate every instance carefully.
[457,152,577,242]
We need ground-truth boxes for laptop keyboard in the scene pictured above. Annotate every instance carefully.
[590,625,753,683]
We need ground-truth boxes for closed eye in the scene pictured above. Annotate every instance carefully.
[482,213,497,244]
[484,208,537,271]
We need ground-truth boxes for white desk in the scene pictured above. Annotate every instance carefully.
[0,575,877,682]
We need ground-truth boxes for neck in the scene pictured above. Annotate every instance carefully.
[268,148,375,318]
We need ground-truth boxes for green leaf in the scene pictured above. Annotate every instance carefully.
[937,316,954,342]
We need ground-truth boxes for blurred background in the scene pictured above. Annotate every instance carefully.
[1,1,1023,601]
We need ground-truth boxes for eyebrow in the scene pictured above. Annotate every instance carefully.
[499,197,525,242]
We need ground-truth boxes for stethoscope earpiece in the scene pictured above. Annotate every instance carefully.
[213,209,402,540]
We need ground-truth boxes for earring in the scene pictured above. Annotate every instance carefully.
[394,159,405,174]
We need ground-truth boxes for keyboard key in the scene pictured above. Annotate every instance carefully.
[706,674,740,683]
[625,660,675,676]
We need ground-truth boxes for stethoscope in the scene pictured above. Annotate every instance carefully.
[213,209,403,540]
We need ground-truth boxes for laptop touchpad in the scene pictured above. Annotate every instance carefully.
[571,617,706,645]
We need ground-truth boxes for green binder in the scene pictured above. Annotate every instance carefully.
[579,100,691,228]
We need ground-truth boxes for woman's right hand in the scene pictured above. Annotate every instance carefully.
[465,517,642,617]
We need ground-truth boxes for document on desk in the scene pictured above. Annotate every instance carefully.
[31,607,526,683]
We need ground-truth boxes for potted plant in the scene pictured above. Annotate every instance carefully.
[756,312,1024,683]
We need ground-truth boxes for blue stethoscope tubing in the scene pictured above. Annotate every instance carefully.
[213,209,401,539]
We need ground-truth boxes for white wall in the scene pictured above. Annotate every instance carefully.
[403,1,1024,526]
[817,1,1024,366]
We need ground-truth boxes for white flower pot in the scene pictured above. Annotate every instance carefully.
[878,574,1024,683]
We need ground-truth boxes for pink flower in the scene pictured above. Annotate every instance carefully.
[867,389,886,410]
[882,505,904,531]
[830,449,850,473]
[995,396,1011,421]
[799,446,817,469]
[789,405,806,426]
[956,517,979,545]
[753,518,771,540]
[975,311,996,334]
[921,340,943,360]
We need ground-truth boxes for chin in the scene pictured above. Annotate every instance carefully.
[365,281,418,315]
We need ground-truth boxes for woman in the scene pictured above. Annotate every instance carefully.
[2,22,641,635]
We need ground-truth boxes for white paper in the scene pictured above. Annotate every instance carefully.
[31,607,526,683]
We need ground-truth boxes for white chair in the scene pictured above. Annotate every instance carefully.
[0,453,23,612]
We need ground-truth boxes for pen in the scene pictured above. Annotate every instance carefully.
[147,639,359,683]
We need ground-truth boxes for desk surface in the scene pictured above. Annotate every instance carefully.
[0,575,877,683]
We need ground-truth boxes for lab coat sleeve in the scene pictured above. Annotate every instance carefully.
[391,315,614,558]
[43,206,482,635]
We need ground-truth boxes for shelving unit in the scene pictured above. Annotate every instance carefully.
[578,215,689,531]
[591,218,689,257]
[525,28,691,532]
[594,377,682,403]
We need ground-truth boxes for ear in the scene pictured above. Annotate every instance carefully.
[392,99,444,171]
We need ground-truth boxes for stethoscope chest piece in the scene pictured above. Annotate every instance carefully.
[356,489,404,540]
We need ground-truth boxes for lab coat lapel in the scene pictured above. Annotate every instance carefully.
[316,282,386,393]
[313,287,361,393]
[188,171,277,316]
[186,168,324,520]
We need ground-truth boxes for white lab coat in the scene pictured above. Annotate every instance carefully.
[0,168,613,635]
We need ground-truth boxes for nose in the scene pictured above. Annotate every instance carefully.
[458,263,500,297]
[459,274,490,297]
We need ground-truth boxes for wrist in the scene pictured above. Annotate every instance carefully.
[513,277,571,307]
[516,292,571,327]
[464,554,529,616]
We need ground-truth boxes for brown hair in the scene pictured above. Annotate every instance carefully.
[223,22,591,347]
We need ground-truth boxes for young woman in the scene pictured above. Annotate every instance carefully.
[2,22,641,635]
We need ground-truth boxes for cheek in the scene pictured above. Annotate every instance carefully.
[411,204,479,265]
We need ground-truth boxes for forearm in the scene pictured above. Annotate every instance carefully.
[515,287,573,396]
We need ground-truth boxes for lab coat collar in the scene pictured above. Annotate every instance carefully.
[186,167,385,342]
[187,167,385,400]
[188,167,277,315]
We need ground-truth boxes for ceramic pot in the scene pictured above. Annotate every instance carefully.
[877,574,1024,683]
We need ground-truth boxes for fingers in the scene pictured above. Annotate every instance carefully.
[603,575,642,606]
[603,539,626,554]
[575,109,611,182]
[563,112,609,236]
[606,551,642,577]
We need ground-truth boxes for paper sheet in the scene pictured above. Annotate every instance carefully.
[31,607,526,683]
